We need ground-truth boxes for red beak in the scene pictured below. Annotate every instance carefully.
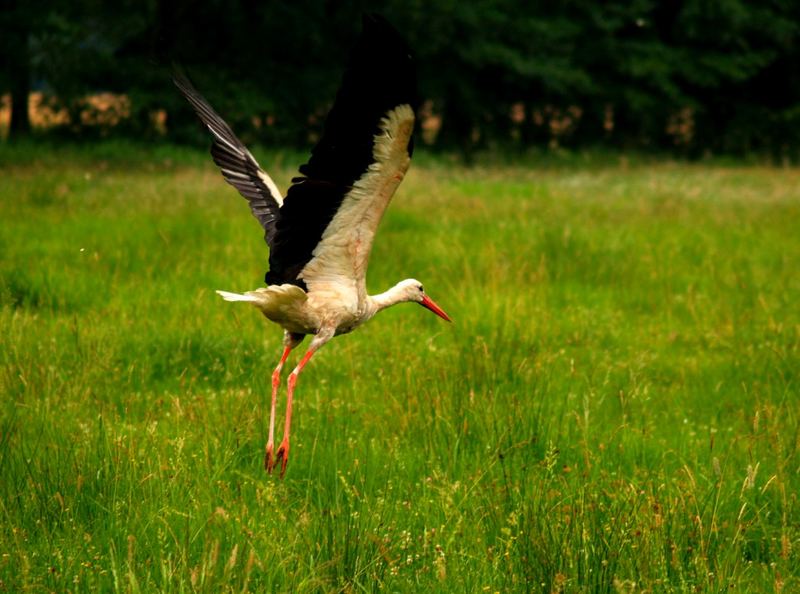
[420,295,452,322]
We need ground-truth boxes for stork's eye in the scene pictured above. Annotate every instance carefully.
[419,285,424,292]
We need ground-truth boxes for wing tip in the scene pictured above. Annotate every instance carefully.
[171,63,194,94]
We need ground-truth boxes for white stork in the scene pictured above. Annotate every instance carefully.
[174,14,451,477]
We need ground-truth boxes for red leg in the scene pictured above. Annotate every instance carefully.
[265,345,293,473]
[275,347,317,478]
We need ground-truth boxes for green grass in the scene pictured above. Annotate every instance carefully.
[1,143,798,592]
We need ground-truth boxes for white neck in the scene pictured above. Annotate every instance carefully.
[367,282,411,318]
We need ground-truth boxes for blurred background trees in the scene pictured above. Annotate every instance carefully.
[2,0,799,160]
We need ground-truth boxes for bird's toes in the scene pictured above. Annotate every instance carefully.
[265,443,275,473]
[276,444,289,479]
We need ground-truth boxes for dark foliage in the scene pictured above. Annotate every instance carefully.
[2,0,799,160]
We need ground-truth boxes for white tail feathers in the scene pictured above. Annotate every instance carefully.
[215,285,309,331]
[216,290,259,303]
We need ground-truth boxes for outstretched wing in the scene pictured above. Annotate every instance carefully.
[265,14,417,292]
[173,70,283,245]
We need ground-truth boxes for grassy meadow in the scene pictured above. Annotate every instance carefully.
[1,144,799,592]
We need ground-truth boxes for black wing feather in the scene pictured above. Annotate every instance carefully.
[265,14,417,287]
[173,70,282,246]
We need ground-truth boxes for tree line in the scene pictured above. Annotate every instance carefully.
[2,0,799,160]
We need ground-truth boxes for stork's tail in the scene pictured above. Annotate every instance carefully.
[216,290,260,303]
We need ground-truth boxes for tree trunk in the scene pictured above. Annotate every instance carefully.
[7,18,31,138]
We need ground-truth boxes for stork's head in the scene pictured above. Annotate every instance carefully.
[397,279,452,322]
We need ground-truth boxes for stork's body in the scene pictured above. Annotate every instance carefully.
[175,15,450,477]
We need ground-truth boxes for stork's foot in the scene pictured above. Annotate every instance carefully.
[265,442,275,474]
[275,439,290,479]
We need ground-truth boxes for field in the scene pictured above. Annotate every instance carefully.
[1,144,798,592]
